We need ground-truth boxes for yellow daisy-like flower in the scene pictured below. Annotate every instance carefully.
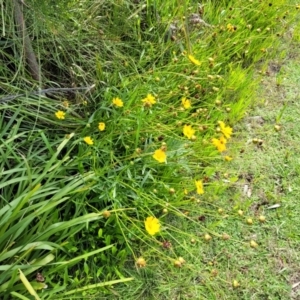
[195,180,204,195]
[227,23,235,32]
[225,155,233,161]
[188,54,201,66]
[218,121,233,139]
[112,97,124,107]
[142,94,156,107]
[212,135,227,152]
[145,216,160,236]
[152,149,166,163]
[83,136,94,145]
[183,124,196,139]
[55,110,66,120]
[181,97,191,109]
[98,122,106,131]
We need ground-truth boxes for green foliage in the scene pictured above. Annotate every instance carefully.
[0,0,299,298]
[0,107,132,297]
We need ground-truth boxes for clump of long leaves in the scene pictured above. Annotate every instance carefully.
[0,104,133,298]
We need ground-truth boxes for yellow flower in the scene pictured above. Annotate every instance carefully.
[112,97,124,107]
[152,149,166,163]
[218,121,233,139]
[181,97,191,109]
[195,180,204,195]
[142,94,156,107]
[83,136,94,145]
[183,125,196,139]
[188,54,201,66]
[98,122,106,131]
[212,135,227,152]
[227,23,235,32]
[55,110,66,120]
[225,155,233,161]
[145,216,160,236]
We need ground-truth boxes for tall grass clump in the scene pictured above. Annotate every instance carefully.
[0,0,298,298]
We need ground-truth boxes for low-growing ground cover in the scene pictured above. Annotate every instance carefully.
[0,0,299,298]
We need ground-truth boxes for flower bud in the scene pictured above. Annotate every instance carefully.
[178,257,186,264]
[246,218,253,225]
[102,211,111,218]
[204,233,212,241]
[218,208,224,214]
[136,257,146,267]
[174,260,182,267]
[222,233,230,240]
[258,215,266,222]
[232,280,240,288]
[250,240,258,248]
[274,124,281,131]
[169,188,175,194]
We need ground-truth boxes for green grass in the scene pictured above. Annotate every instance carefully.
[113,29,300,300]
[1,0,300,298]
